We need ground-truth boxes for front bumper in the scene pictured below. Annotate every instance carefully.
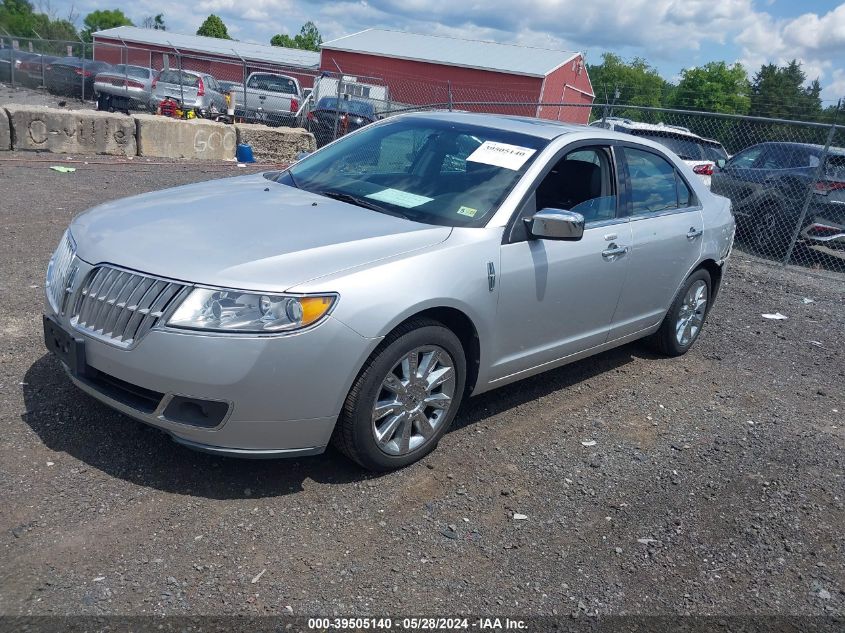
[44,261,378,457]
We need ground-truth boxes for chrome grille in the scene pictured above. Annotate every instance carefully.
[46,232,77,315]
[71,266,186,348]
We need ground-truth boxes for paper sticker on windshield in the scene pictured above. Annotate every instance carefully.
[457,206,478,217]
[366,188,433,208]
[466,141,536,171]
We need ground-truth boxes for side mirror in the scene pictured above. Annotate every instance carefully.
[716,159,727,169]
[524,209,585,241]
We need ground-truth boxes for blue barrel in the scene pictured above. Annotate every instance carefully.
[236,143,255,163]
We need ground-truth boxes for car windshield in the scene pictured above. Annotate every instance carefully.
[285,117,548,227]
[316,97,375,117]
[630,131,704,161]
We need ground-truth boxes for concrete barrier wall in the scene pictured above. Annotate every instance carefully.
[0,108,10,151]
[235,124,316,164]
[4,105,136,156]
[135,114,237,160]
[0,105,316,162]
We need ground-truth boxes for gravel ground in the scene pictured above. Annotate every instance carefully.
[0,154,843,618]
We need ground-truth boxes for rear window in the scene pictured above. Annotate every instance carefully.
[315,97,375,117]
[158,70,200,87]
[630,131,704,161]
[247,74,297,94]
[119,66,151,79]
[702,144,728,161]
[825,155,845,180]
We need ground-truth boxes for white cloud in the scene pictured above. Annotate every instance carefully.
[737,3,845,101]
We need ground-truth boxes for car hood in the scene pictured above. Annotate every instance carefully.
[71,174,452,292]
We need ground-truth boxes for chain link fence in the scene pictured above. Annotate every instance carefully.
[2,37,843,276]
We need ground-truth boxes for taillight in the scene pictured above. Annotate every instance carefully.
[151,76,158,90]
[196,77,205,96]
[306,111,314,121]
[74,68,93,77]
[290,98,299,112]
[807,223,843,237]
[814,180,845,195]
[693,164,714,176]
[126,80,144,89]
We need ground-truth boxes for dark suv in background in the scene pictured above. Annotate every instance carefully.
[712,141,845,258]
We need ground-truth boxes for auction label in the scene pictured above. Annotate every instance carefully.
[466,141,536,170]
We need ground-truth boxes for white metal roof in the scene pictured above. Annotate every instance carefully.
[93,26,321,70]
[321,29,580,78]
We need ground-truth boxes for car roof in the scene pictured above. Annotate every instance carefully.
[400,111,595,140]
[754,141,845,156]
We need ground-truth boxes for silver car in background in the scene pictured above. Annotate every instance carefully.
[43,112,735,471]
[94,64,156,112]
[150,68,227,114]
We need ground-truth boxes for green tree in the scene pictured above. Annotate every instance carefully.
[0,0,38,37]
[670,62,750,114]
[750,60,822,120]
[142,13,166,30]
[196,14,231,39]
[80,9,132,42]
[271,20,322,51]
[587,52,673,120]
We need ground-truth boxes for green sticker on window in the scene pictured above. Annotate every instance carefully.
[457,206,478,217]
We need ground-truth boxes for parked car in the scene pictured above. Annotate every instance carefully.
[591,118,729,187]
[0,50,40,83]
[94,64,156,112]
[307,96,378,147]
[44,58,112,99]
[233,72,302,126]
[17,54,59,87]
[150,69,227,115]
[711,141,845,257]
[43,112,734,470]
[218,80,243,95]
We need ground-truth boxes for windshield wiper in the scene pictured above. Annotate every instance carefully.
[316,190,414,220]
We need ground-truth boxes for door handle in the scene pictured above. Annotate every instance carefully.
[601,243,628,260]
[686,227,704,240]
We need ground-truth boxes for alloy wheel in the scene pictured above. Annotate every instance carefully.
[371,345,456,456]
[675,280,708,347]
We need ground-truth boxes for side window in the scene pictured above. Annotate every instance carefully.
[758,145,791,170]
[625,147,681,215]
[729,146,765,169]
[677,173,693,207]
[535,147,616,223]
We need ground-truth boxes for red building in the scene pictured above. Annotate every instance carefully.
[320,29,594,123]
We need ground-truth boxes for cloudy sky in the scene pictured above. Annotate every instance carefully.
[47,0,845,102]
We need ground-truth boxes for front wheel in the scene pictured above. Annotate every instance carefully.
[332,319,466,471]
[649,269,711,357]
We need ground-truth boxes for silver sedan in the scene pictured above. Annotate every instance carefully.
[43,112,735,471]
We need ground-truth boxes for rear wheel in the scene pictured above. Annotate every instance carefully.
[332,319,466,471]
[750,204,793,259]
[649,269,711,357]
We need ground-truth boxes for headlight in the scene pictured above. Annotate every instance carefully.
[167,289,336,333]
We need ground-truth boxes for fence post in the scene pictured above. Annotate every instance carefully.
[80,42,86,102]
[448,81,453,112]
[782,99,842,265]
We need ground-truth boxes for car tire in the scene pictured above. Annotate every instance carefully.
[649,268,712,357]
[750,203,794,259]
[332,318,466,471]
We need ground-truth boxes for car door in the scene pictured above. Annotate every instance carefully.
[610,145,704,338]
[490,144,632,381]
[711,144,769,221]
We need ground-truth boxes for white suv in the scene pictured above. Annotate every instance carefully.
[590,118,728,187]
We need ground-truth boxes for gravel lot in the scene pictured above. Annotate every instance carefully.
[0,154,843,619]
